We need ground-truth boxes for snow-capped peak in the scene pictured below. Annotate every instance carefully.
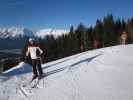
[35,28,68,38]
[0,27,34,39]
[0,27,68,39]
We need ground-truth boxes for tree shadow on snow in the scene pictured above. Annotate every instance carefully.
[42,58,70,70]
[0,54,102,82]
[44,54,102,78]
[0,58,71,82]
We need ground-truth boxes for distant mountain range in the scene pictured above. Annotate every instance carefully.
[0,27,68,49]
[35,29,68,38]
[0,27,34,39]
[0,27,68,39]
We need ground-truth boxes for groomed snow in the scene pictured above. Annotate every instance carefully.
[0,44,133,100]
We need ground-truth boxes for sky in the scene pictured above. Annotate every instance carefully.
[0,0,132,30]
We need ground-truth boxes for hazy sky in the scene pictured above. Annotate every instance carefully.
[0,0,132,29]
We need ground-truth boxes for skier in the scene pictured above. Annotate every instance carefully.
[26,38,44,80]
[93,39,101,49]
[80,40,85,52]
[119,31,128,45]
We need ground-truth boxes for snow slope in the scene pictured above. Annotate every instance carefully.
[0,44,133,100]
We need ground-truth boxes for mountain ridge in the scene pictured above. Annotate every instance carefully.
[0,27,68,39]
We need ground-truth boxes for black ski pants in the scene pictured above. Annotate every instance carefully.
[32,58,43,76]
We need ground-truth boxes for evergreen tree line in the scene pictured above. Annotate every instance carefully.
[23,14,133,63]
[1,14,133,72]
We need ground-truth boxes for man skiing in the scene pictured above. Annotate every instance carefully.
[26,38,44,80]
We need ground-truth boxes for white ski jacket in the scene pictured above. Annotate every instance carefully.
[26,46,43,59]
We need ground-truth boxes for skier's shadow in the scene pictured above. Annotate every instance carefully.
[44,54,102,78]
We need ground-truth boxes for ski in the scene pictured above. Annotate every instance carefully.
[22,76,38,88]
[21,73,46,89]
[31,79,40,88]
[19,85,30,98]
[19,81,35,97]
[31,75,45,88]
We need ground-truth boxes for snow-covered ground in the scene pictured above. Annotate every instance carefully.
[0,44,133,100]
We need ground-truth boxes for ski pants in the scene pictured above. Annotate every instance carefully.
[32,58,43,76]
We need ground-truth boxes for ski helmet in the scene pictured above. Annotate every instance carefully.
[28,38,35,42]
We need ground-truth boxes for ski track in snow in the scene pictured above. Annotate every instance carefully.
[1,44,133,100]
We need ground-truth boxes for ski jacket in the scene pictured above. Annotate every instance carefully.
[26,46,43,59]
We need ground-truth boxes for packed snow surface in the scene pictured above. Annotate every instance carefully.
[0,44,133,100]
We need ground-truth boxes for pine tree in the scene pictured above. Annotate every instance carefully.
[75,23,86,52]
[86,27,93,50]
[103,14,115,46]
[126,18,133,43]
[94,20,103,47]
